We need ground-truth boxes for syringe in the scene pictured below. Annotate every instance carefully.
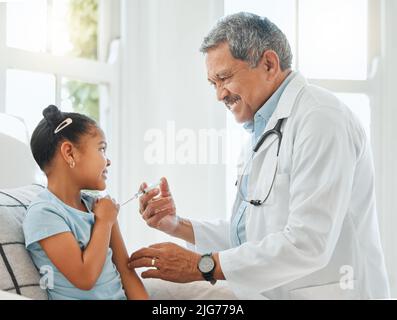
[120,180,161,207]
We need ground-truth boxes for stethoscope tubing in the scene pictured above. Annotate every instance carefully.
[237,118,285,206]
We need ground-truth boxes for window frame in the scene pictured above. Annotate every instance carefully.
[299,0,381,124]
[0,0,121,197]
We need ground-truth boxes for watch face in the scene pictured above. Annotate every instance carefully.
[198,255,215,273]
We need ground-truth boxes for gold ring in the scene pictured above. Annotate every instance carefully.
[151,258,156,267]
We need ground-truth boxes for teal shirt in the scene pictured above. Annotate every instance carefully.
[230,72,295,247]
[23,189,127,300]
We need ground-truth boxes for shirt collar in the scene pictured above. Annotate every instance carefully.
[243,71,296,135]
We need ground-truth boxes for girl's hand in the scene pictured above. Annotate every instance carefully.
[93,196,120,226]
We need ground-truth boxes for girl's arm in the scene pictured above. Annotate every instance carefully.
[110,222,149,300]
[39,219,113,290]
[39,197,119,291]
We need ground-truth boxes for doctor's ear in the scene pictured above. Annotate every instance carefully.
[259,50,280,78]
[60,141,76,168]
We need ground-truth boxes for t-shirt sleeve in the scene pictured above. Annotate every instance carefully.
[23,202,71,249]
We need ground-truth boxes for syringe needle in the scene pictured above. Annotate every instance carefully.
[120,194,138,207]
[120,180,161,207]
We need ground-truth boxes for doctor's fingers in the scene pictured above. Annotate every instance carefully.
[145,206,175,228]
[127,257,160,269]
[142,197,174,218]
[159,177,172,197]
[139,188,160,213]
[129,247,162,262]
[139,182,148,192]
[142,199,174,219]
[141,269,162,280]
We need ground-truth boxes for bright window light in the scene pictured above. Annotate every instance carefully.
[6,0,98,59]
[336,93,371,138]
[50,0,74,56]
[6,70,56,136]
[6,0,48,53]
[299,0,368,80]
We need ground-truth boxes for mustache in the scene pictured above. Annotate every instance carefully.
[223,95,241,106]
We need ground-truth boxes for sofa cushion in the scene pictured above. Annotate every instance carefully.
[0,184,48,299]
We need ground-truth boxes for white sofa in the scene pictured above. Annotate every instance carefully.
[0,130,39,190]
[0,114,42,189]
[0,140,47,299]
[0,115,47,299]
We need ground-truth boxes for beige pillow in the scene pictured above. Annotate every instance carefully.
[0,184,48,300]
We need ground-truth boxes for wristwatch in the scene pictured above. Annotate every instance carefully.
[198,253,217,285]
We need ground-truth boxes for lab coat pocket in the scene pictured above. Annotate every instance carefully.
[288,281,359,300]
[264,173,290,205]
[252,171,289,207]
[263,173,291,232]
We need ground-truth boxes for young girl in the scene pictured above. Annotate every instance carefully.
[23,105,148,300]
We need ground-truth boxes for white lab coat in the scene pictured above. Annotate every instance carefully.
[190,72,390,299]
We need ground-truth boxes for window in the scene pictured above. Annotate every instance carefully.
[224,0,377,216]
[6,69,56,134]
[61,78,100,121]
[298,0,368,80]
[6,0,48,54]
[0,0,120,194]
[6,0,99,59]
[2,0,105,132]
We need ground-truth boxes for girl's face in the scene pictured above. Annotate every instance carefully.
[74,126,110,191]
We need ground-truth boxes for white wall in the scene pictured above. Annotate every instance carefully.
[118,0,226,251]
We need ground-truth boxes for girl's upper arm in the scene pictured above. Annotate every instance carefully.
[110,223,129,269]
[39,232,88,289]
[110,223,149,299]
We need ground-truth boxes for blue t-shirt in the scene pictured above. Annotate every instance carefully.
[23,189,127,300]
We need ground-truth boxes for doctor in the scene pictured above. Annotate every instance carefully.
[128,12,390,299]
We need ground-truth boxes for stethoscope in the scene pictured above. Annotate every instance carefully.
[236,118,285,206]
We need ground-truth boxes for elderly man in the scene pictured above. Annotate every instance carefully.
[128,12,390,299]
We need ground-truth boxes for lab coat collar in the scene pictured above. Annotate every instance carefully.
[272,71,306,121]
[253,72,307,156]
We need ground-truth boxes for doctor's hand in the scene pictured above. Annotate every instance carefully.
[139,177,178,235]
[128,242,202,283]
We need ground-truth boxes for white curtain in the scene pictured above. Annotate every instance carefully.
[118,0,226,251]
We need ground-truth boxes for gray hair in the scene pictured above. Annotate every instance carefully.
[200,12,293,70]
